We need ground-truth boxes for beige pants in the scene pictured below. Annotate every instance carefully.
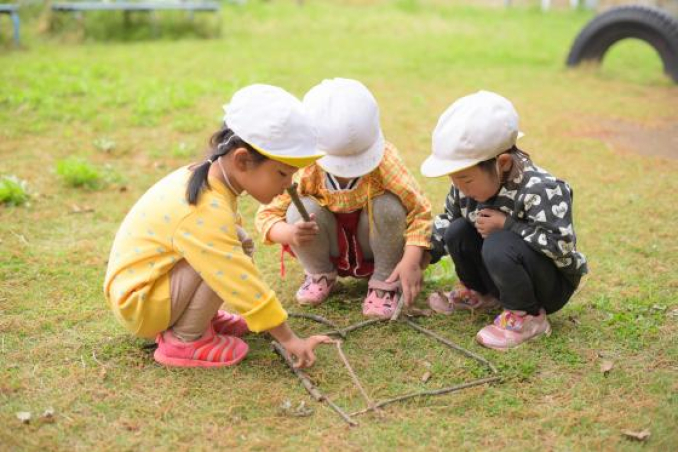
[168,259,224,342]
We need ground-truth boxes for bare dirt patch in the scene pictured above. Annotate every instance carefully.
[586,119,678,160]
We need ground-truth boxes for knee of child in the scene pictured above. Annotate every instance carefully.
[481,231,515,270]
[443,218,473,250]
[372,192,406,225]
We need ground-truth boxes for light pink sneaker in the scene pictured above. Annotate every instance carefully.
[428,284,500,315]
[295,271,337,306]
[476,309,552,351]
[362,280,400,319]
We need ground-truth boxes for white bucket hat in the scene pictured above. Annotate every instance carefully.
[421,90,523,178]
[223,84,325,168]
[303,78,385,178]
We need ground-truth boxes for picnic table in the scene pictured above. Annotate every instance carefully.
[0,3,20,45]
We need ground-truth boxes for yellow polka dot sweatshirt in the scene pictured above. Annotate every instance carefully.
[103,167,288,339]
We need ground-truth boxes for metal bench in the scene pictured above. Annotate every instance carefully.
[0,4,20,46]
[50,1,221,36]
[51,1,221,14]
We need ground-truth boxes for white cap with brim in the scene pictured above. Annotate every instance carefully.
[303,78,385,178]
[223,84,325,168]
[421,90,522,178]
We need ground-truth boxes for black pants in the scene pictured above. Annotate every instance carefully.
[443,218,578,315]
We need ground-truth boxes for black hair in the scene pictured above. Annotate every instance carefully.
[477,145,530,184]
[185,125,268,205]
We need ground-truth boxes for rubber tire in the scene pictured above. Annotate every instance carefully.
[566,5,678,83]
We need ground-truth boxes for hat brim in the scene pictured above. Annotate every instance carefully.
[316,132,385,178]
[420,154,482,178]
[249,143,326,168]
[421,130,526,178]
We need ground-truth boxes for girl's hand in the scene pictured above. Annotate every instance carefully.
[289,215,319,247]
[476,209,507,238]
[280,335,333,369]
[386,258,423,307]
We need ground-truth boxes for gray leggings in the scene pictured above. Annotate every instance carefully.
[286,192,406,282]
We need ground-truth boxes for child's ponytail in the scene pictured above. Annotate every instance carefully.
[185,126,266,205]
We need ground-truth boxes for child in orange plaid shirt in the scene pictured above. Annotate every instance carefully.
[256,79,432,318]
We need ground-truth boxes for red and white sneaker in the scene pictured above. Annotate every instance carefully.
[476,309,551,351]
[295,271,337,306]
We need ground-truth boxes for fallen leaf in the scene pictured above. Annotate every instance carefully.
[16,412,31,424]
[621,429,650,441]
[70,204,94,214]
[421,371,432,383]
[41,408,55,424]
[600,360,614,375]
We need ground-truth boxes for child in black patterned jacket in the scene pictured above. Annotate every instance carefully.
[420,91,588,350]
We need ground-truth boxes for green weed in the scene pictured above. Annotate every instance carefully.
[55,157,104,189]
[0,175,29,206]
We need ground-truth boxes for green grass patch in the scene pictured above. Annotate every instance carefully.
[1,1,677,450]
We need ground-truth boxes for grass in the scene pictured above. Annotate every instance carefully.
[1,1,677,450]
[0,175,30,206]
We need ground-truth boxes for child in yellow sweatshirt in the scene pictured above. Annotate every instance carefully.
[104,85,330,368]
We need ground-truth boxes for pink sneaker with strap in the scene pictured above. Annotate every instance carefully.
[212,310,249,337]
[476,309,551,351]
[428,284,500,315]
[154,326,249,367]
[362,280,400,319]
[295,271,337,306]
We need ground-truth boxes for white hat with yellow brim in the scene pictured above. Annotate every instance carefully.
[223,84,324,168]
[421,90,523,178]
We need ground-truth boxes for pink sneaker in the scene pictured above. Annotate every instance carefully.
[212,310,249,337]
[476,309,551,351]
[295,271,337,306]
[362,280,400,319]
[154,326,249,368]
[428,285,500,314]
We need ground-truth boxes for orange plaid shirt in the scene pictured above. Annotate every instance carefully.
[256,142,432,248]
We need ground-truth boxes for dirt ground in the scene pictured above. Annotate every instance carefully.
[587,119,678,159]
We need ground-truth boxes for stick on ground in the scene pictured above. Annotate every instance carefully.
[335,341,377,411]
[271,341,358,427]
[288,312,346,338]
[405,319,499,374]
[350,376,502,416]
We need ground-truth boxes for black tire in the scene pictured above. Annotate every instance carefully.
[566,5,678,83]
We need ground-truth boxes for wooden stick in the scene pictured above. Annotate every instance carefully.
[350,376,502,416]
[389,294,405,321]
[405,319,499,374]
[271,341,358,427]
[319,318,384,337]
[288,312,346,338]
[286,182,311,221]
[334,341,377,411]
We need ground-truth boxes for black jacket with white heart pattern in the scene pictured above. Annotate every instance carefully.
[430,158,588,284]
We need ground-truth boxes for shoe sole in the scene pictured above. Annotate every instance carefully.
[476,325,552,352]
[153,344,249,368]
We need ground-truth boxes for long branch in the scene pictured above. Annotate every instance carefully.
[288,312,346,338]
[405,319,499,374]
[335,341,376,411]
[350,376,501,416]
[271,341,358,426]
